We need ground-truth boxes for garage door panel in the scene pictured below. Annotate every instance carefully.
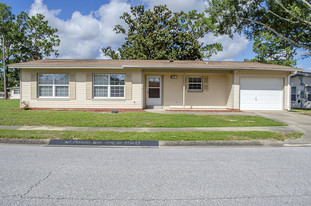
[240,78,283,110]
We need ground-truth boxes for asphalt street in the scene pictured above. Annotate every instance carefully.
[1,145,311,205]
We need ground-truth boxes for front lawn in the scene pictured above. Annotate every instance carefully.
[0,129,302,141]
[0,100,286,127]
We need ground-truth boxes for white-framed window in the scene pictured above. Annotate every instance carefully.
[307,86,311,102]
[14,89,20,94]
[188,77,202,92]
[93,74,125,98]
[38,74,69,97]
[291,86,296,102]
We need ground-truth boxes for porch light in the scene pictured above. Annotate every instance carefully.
[171,75,178,79]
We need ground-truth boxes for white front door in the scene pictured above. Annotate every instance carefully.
[146,76,162,106]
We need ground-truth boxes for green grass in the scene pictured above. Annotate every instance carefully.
[0,129,303,141]
[291,109,311,115]
[0,100,286,127]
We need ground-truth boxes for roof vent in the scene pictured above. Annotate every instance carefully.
[169,60,174,62]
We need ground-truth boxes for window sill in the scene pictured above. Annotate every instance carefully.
[188,90,203,93]
[92,98,126,101]
[37,98,70,101]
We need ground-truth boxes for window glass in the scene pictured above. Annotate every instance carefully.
[188,77,202,91]
[55,86,69,97]
[93,74,125,98]
[291,87,296,94]
[110,75,125,85]
[14,90,20,94]
[94,86,108,97]
[307,86,311,93]
[111,86,124,97]
[39,86,53,97]
[38,74,69,97]
[94,75,108,85]
[39,74,53,84]
[55,74,69,84]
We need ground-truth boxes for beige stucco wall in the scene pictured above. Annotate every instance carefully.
[232,70,290,110]
[21,68,143,109]
[143,70,233,109]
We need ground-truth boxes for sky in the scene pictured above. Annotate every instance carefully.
[2,0,310,71]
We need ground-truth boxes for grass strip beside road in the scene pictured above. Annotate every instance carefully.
[0,130,302,141]
[0,100,286,128]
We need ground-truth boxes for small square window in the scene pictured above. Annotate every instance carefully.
[188,77,202,92]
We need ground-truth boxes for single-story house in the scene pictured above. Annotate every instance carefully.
[291,72,311,109]
[8,87,20,99]
[8,59,303,111]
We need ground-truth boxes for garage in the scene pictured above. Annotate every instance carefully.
[240,77,283,110]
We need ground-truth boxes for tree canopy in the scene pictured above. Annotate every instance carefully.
[245,32,297,66]
[102,5,222,60]
[206,0,311,56]
[0,3,60,92]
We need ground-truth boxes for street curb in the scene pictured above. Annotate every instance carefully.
[0,138,290,147]
[159,140,271,147]
[0,138,49,145]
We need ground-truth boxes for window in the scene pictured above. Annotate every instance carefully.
[93,74,125,98]
[14,89,20,94]
[291,87,296,102]
[188,77,202,92]
[307,86,311,102]
[38,74,69,97]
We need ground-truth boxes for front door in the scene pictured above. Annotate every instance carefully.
[146,76,162,106]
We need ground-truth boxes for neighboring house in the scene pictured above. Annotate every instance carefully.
[291,72,311,109]
[8,87,20,99]
[0,92,6,99]
[8,59,302,111]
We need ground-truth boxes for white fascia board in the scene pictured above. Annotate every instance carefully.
[7,65,124,69]
[123,65,303,72]
[8,64,303,72]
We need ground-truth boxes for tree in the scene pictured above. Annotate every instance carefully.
[245,32,297,66]
[102,5,222,60]
[205,0,311,56]
[0,3,60,97]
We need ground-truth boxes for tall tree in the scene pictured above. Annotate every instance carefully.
[102,5,222,60]
[245,32,297,66]
[205,0,311,56]
[0,3,60,97]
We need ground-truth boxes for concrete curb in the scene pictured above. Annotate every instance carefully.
[159,140,270,147]
[0,138,303,147]
[0,138,49,145]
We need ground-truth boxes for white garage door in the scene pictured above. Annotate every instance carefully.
[240,78,283,110]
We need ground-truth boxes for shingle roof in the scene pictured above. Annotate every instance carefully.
[8,59,303,71]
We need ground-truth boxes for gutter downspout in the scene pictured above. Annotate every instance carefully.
[288,71,298,111]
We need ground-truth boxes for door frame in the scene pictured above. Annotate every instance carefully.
[146,75,162,106]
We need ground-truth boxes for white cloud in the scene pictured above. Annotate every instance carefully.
[29,0,131,59]
[142,0,208,12]
[201,34,249,61]
[28,0,249,61]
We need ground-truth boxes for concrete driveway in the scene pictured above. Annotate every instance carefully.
[250,111,311,144]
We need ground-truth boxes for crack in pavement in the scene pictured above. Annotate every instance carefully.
[21,171,52,198]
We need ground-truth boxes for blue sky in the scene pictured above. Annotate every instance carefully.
[3,0,310,71]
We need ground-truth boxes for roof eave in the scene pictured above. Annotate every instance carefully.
[8,64,302,72]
